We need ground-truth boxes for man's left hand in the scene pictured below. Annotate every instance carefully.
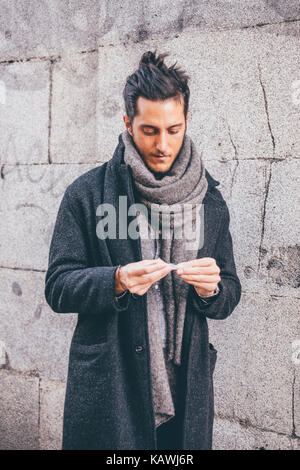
[176,257,221,297]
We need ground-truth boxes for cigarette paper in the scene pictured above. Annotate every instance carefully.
[169,263,180,270]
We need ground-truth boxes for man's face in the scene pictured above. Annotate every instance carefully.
[123,96,189,175]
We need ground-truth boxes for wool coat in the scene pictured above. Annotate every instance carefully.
[44,133,242,450]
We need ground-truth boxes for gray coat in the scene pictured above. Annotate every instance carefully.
[44,133,242,450]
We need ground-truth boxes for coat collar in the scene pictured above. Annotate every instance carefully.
[110,132,220,192]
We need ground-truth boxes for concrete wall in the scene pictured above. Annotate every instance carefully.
[0,0,299,450]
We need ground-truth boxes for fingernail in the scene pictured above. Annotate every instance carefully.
[177,269,183,274]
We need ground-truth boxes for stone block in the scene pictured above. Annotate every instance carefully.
[256,22,300,159]
[259,159,300,296]
[206,158,300,298]
[0,60,49,164]
[179,29,274,162]
[51,52,100,163]
[0,163,95,270]
[205,159,267,293]
[0,0,102,59]
[0,268,76,381]
[208,292,300,435]
[1,1,300,60]
[0,369,39,449]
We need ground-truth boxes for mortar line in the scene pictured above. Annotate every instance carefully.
[0,265,46,273]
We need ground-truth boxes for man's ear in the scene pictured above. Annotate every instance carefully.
[123,115,132,135]
[185,111,189,125]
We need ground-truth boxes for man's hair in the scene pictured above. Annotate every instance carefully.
[123,50,190,123]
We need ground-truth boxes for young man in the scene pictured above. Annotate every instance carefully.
[45,50,241,450]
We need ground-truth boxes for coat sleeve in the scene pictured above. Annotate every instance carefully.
[44,188,131,315]
[190,202,242,320]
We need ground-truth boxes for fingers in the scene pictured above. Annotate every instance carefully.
[177,257,217,268]
[177,266,220,276]
[176,259,221,292]
[141,263,172,281]
[140,261,169,276]
[130,259,166,276]
[182,279,219,290]
[155,264,173,281]
[124,259,171,293]
[128,263,172,295]
[178,274,221,283]
[176,259,220,276]
[125,257,221,296]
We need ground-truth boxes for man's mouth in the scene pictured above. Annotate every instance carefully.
[153,154,170,159]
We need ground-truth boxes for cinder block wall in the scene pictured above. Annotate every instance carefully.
[0,1,299,450]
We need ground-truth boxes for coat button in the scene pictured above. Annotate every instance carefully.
[155,284,159,290]
[135,345,144,353]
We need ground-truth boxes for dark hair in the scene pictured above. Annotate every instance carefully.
[123,50,190,123]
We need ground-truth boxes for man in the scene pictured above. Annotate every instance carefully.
[45,50,241,450]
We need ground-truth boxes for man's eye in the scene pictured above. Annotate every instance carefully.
[143,129,179,135]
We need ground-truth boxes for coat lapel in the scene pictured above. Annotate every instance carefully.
[104,135,142,267]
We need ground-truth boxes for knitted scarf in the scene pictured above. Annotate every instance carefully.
[122,129,208,426]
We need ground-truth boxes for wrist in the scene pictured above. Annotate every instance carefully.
[195,285,220,298]
[115,265,127,295]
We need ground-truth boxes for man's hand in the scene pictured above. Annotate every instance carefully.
[115,259,173,296]
[176,257,221,297]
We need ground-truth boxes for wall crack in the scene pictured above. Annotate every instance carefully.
[258,62,276,155]
[227,122,239,198]
[258,161,272,271]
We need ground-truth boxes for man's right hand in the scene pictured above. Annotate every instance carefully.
[115,259,173,296]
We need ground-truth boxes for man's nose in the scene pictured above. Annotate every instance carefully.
[156,133,170,155]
